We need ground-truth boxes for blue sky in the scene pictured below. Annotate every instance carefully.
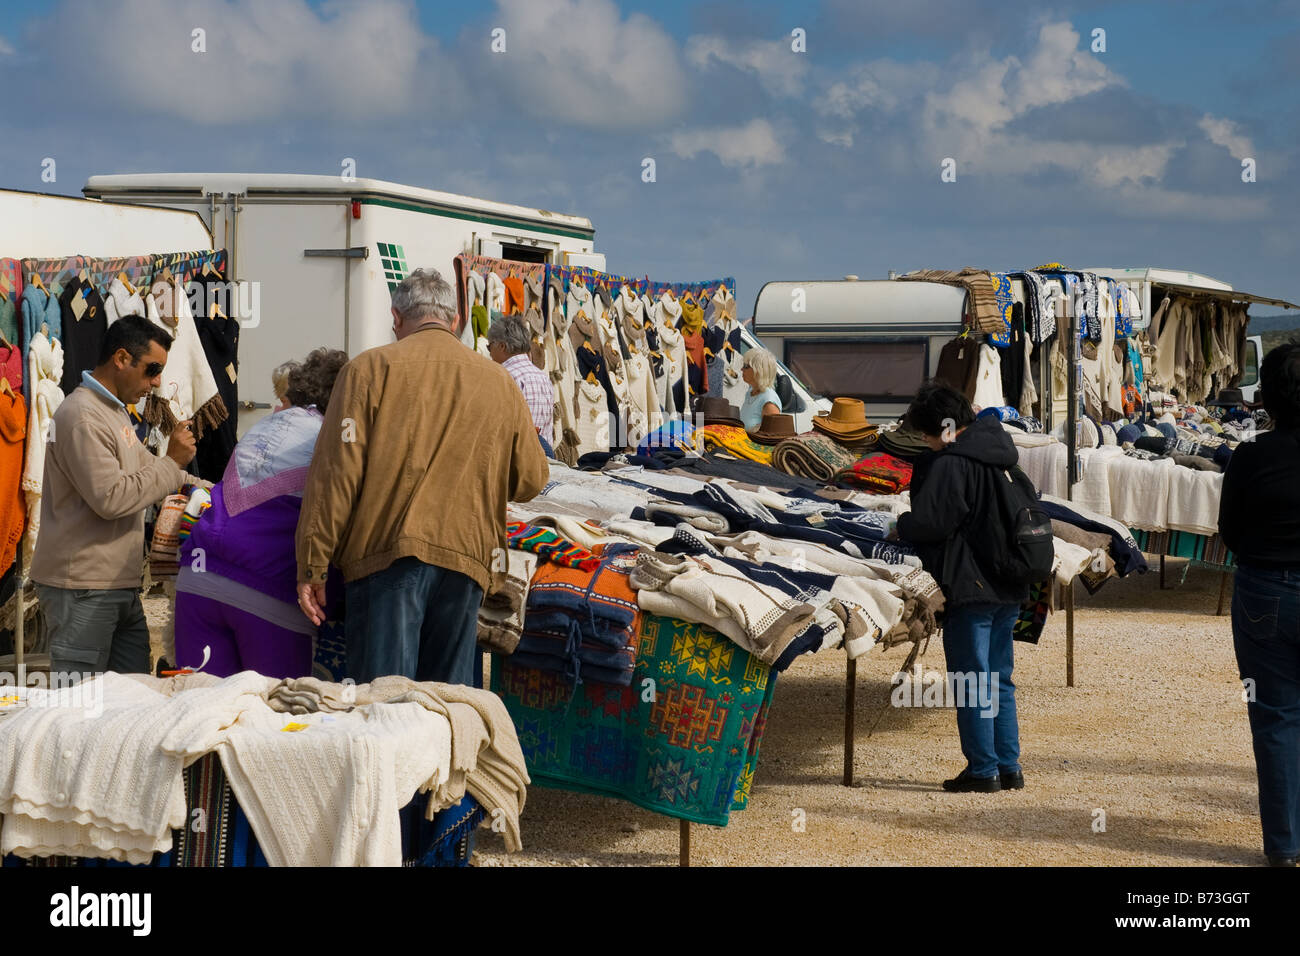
[1,0,1298,314]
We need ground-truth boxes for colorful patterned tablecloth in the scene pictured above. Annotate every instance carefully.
[493,614,776,827]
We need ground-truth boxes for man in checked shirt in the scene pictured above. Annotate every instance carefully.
[488,313,556,458]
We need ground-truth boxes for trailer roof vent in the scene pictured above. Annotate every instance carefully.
[843,274,859,281]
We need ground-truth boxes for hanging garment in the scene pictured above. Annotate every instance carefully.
[190,275,240,483]
[652,292,686,417]
[705,285,744,404]
[545,291,581,465]
[503,275,526,316]
[678,295,709,407]
[998,302,1027,407]
[971,344,1005,410]
[20,284,62,406]
[1075,272,1102,341]
[895,268,1003,334]
[486,271,506,315]
[0,271,18,348]
[592,285,631,440]
[0,391,27,577]
[1019,270,1058,343]
[572,358,612,458]
[103,275,146,326]
[614,288,658,443]
[0,344,21,397]
[21,332,64,568]
[57,278,106,396]
[145,278,229,442]
[934,335,980,399]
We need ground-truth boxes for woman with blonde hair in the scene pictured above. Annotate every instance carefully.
[740,348,781,431]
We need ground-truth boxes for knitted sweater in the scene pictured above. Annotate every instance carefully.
[0,391,27,577]
[183,699,452,867]
[20,332,64,568]
[0,672,271,863]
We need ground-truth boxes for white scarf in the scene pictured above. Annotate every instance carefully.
[22,332,64,567]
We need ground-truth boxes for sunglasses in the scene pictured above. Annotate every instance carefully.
[142,362,164,378]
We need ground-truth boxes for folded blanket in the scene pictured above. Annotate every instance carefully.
[520,544,642,685]
[697,424,774,465]
[506,521,600,571]
[771,433,857,482]
[834,452,914,494]
[630,551,834,669]
[478,549,538,655]
[264,675,529,853]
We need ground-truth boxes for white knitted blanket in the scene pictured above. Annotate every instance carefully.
[0,671,271,863]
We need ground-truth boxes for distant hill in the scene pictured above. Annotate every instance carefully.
[1248,313,1300,332]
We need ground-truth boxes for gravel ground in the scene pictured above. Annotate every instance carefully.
[472,562,1264,867]
[148,561,1263,867]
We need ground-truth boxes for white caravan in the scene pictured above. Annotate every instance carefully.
[754,271,1295,423]
[0,188,212,260]
[82,173,602,432]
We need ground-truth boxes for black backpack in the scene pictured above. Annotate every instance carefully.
[974,464,1055,586]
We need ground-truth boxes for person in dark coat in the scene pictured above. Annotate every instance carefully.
[898,381,1029,793]
[1219,341,1300,867]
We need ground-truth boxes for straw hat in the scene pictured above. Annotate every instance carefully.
[696,396,743,428]
[812,397,876,440]
[750,412,797,444]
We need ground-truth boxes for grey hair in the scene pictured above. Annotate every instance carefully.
[744,348,778,390]
[391,267,456,325]
[487,313,532,356]
[271,361,299,400]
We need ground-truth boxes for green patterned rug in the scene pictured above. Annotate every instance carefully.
[493,614,776,827]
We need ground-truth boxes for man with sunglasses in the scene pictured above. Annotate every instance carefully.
[31,314,207,680]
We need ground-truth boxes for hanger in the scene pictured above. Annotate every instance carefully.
[0,379,12,400]
[210,302,227,321]
[29,272,44,291]
[0,329,12,350]
[117,272,135,295]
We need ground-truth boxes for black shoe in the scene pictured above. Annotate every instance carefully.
[1267,854,1298,867]
[942,768,1001,793]
[1000,771,1025,790]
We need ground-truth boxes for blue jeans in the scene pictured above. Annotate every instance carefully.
[1232,564,1300,858]
[344,557,484,686]
[942,603,1021,779]
[538,432,555,458]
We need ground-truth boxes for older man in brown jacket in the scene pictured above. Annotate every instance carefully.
[295,268,548,685]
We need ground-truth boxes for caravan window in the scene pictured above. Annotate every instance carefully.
[783,339,928,403]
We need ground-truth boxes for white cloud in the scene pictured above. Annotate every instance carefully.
[685,34,806,97]
[488,0,687,128]
[0,34,14,56]
[1199,114,1254,160]
[670,118,785,168]
[58,0,431,123]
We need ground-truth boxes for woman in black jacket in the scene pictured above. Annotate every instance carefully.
[1219,341,1300,867]
[898,382,1029,793]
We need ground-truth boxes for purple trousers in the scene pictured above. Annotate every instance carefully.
[174,592,314,679]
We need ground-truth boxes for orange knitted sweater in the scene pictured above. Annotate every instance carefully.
[0,391,28,577]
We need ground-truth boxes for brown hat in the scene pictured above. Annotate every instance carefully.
[696,396,743,428]
[750,412,796,444]
[812,397,876,440]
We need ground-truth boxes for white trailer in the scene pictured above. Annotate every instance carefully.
[82,173,602,432]
[0,188,212,260]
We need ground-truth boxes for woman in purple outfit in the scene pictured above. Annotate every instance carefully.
[175,348,347,677]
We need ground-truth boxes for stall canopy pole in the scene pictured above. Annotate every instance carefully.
[679,820,690,867]
[14,533,23,682]
[1064,580,1075,688]
[843,657,857,787]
